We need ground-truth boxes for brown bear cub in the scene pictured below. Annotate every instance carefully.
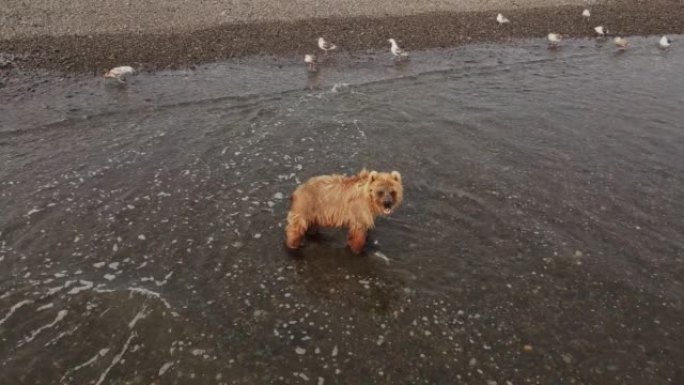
[285,169,403,254]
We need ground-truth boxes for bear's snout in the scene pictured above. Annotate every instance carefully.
[382,197,394,214]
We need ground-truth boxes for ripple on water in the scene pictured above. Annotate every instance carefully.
[1,37,683,384]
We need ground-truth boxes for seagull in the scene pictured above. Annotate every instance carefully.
[582,9,591,18]
[547,33,562,47]
[614,36,629,49]
[304,54,318,72]
[103,66,134,82]
[496,13,510,24]
[594,26,608,37]
[659,35,671,48]
[318,37,337,54]
[388,38,409,59]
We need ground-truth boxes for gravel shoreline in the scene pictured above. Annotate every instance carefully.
[1,0,683,73]
[0,0,592,39]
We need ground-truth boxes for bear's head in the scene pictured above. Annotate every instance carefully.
[365,170,403,215]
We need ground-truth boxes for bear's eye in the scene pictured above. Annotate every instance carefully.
[390,191,397,198]
[376,191,385,198]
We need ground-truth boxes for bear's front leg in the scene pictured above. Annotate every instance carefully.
[347,228,367,254]
[285,213,307,249]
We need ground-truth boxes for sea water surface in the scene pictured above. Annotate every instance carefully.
[1,36,683,384]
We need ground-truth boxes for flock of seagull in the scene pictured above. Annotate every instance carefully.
[304,36,409,72]
[103,8,674,80]
[498,9,671,51]
[303,8,673,72]
[540,9,669,50]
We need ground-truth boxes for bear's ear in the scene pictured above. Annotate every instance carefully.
[390,171,401,182]
[369,171,378,182]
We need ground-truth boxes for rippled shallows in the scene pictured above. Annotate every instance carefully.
[1,36,683,384]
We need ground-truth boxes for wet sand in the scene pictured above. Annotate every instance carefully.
[1,0,683,73]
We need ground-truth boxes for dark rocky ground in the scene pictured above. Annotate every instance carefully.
[0,0,683,74]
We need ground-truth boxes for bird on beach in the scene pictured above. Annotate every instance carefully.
[547,33,562,48]
[582,9,591,18]
[496,13,510,24]
[388,38,409,59]
[594,26,608,37]
[659,35,671,49]
[614,36,629,49]
[318,37,337,54]
[304,54,318,72]
[103,66,134,82]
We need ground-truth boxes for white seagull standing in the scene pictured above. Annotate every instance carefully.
[304,54,318,72]
[614,36,629,49]
[103,66,134,82]
[659,35,671,48]
[582,9,591,18]
[388,38,409,59]
[547,33,562,47]
[594,25,608,37]
[496,13,510,24]
[318,37,337,54]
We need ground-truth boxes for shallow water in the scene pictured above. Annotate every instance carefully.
[1,36,683,384]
